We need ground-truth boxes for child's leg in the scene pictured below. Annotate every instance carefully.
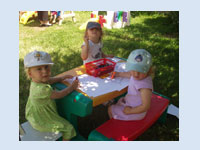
[61,124,76,141]
[62,138,69,141]
[102,99,115,106]
[58,11,64,25]
[50,14,53,23]
[58,18,63,25]
[52,14,57,23]
[108,106,113,119]
[39,20,44,25]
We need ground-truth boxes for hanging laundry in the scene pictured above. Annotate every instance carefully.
[123,12,128,22]
[114,11,118,22]
[117,11,123,21]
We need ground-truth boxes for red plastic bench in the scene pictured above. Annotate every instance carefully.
[88,93,169,141]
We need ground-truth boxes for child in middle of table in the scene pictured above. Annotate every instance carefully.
[81,21,116,106]
[81,22,114,64]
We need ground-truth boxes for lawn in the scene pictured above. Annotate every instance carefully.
[19,11,179,140]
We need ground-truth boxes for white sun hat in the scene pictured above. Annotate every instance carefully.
[24,50,54,68]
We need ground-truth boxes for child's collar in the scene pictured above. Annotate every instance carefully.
[89,40,101,45]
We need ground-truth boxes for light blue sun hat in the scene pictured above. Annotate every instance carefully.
[125,49,152,73]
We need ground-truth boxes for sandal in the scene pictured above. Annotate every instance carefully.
[40,23,52,27]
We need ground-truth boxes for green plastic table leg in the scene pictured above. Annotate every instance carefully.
[88,130,115,141]
[51,83,93,141]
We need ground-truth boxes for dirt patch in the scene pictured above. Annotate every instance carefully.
[32,26,47,31]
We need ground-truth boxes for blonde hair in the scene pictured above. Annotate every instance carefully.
[147,66,156,79]
[24,67,31,80]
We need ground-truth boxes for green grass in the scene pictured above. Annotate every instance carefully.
[19,11,179,140]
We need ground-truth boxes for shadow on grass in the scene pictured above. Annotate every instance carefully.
[19,12,179,140]
[79,14,179,139]
[143,16,179,36]
[103,14,179,106]
[22,17,41,27]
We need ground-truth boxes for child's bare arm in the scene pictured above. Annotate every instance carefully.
[102,52,114,58]
[123,88,152,114]
[115,71,131,78]
[48,75,73,84]
[50,79,79,99]
[81,36,89,60]
[102,52,106,58]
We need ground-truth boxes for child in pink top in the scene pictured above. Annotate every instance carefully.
[108,49,153,121]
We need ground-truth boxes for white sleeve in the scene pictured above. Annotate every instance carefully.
[81,42,86,48]
[101,42,103,48]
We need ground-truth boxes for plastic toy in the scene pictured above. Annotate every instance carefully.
[62,11,76,23]
[53,83,93,140]
[91,11,98,18]
[91,13,97,18]
[79,12,107,30]
[88,93,170,141]
[85,58,116,77]
[98,15,106,27]
[20,11,37,25]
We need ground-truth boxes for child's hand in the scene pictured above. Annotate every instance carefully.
[61,75,74,81]
[111,71,119,79]
[106,54,114,58]
[111,71,116,79]
[65,75,74,79]
[123,106,133,115]
[71,77,79,90]
[84,35,89,44]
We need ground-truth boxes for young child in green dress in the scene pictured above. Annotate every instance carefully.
[24,50,79,141]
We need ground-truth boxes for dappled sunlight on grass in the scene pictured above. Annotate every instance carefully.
[19,11,179,140]
[103,12,179,110]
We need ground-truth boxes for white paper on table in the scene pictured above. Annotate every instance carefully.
[64,77,76,83]
[64,73,129,97]
[106,57,122,63]
[114,62,127,72]
[167,104,179,119]
[64,62,129,97]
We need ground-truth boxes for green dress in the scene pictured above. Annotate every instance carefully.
[25,81,76,140]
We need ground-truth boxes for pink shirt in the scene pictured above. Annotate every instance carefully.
[111,76,153,121]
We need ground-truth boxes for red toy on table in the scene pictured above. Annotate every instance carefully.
[85,58,116,77]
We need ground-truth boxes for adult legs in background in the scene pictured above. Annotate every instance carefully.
[38,11,52,27]
[58,11,64,25]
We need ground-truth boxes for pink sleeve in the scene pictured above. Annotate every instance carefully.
[135,76,153,91]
